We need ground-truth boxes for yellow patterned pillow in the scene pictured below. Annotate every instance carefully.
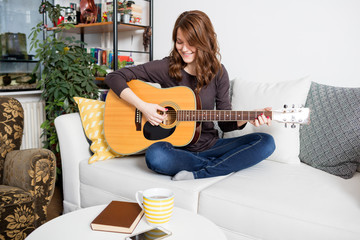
[74,97,122,163]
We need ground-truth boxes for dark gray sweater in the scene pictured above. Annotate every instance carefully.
[105,57,244,152]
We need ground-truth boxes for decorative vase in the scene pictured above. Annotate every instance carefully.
[80,0,98,23]
[121,13,130,23]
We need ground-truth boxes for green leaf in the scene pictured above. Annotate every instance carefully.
[60,86,68,95]
[54,88,60,99]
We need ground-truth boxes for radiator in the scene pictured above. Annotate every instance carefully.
[20,101,46,149]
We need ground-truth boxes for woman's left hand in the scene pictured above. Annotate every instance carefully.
[249,107,272,127]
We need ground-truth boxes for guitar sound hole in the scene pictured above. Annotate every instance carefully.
[162,106,176,126]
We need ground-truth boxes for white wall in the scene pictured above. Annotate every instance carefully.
[153,0,360,87]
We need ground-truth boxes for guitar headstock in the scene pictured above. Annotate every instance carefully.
[272,104,310,128]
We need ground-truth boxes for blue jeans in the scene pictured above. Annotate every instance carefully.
[145,133,275,179]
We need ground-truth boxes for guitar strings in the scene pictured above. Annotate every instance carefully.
[160,110,269,121]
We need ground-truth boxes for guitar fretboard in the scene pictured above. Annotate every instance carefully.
[177,110,272,122]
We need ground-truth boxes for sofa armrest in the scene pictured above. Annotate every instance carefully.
[3,148,56,226]
[54,113,91,213]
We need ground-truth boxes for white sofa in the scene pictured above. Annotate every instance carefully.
[54,78,360,240]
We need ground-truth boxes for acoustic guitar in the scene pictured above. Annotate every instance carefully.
[104,80,310,155]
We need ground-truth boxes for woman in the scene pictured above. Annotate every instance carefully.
[105,10,275,180]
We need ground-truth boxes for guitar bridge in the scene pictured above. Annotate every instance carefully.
[135,109,142,131]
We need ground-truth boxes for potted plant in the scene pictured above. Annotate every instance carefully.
[29,19,105,179]
[39,0,66,27]
[119,1,131,23]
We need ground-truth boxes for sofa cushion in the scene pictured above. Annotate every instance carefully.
[79,156,229,212]
[0,185,33,207]
[299,82,360,179]
[224,77,311,164]
[198,160,360,240]
[0,97,24,183]
[0,186,35,239]
[74,97,122,163]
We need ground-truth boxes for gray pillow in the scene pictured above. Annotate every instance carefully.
[299,82,360,179]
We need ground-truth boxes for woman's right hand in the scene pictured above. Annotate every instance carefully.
[119,88,167,126]
[138,102,167,126]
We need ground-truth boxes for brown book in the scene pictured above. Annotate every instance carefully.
[90,201,144,234]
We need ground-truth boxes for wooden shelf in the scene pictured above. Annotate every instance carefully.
[48,22,147,34]
[95,77,105,81]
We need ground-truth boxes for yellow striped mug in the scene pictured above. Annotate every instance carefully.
[135,188,174,226]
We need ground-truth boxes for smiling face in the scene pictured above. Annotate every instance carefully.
[175,28,197,66]
[169,11,221,87]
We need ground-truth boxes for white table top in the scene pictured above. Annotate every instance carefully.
[27,205,227,240]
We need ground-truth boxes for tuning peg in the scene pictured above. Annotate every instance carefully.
[284,123,288,128]
[291,123,296,128]
[284,104,288,108]
[292,104,295,108]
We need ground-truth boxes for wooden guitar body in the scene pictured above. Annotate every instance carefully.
[104,80,198,155]
[104,80,310,155]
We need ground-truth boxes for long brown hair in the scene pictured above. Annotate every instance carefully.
[169,10,222,92]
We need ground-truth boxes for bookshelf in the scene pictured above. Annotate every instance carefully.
[44,0,153,81]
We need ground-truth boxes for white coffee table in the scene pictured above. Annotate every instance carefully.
[27,205,227,240]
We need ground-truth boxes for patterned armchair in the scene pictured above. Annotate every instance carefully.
[0,97,56,240]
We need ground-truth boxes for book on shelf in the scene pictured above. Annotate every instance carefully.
[89,47,136,68]
[90,200,144,234]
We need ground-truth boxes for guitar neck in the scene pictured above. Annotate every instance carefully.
[177,110,272,122]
